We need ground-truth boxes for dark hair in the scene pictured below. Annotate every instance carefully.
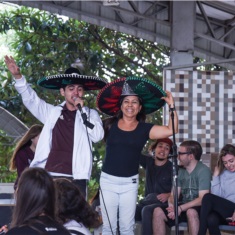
[60,83,84,90]
[54,178,100,228]
[217,144,235,175]
[149,138,173,155]
[11,167,55,228]
[103,95,146,142]
[10,124,43,171]
[180,140,202,161]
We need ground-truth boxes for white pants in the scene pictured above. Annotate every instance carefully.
[99,172,139,235]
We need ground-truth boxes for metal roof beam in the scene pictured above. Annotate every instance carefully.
[195,32,235,51]
[130,3,168,27]
[197,1,216,38]
[219,25,235,40]
[201,0,235,16]
[164,57,235,70]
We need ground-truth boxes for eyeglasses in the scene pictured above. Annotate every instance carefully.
[178,152,191,156]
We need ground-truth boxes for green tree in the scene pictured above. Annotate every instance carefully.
[0,5,169,199]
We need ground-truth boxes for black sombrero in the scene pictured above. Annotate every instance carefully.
[96,76,166,116]
[37,67,107,90]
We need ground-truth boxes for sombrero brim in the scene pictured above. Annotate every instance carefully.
[97,76,166,116]
[37,74,107,90]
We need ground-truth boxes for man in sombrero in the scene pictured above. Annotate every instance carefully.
[4,55,107,197]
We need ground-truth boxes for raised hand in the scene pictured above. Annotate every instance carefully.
[161,90,175,108]
[4,55,22,79]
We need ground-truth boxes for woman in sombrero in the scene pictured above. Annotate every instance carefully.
[96,77,178,235]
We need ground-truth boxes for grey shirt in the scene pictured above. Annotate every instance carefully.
[178,161,211,203]
[211,170,235,203]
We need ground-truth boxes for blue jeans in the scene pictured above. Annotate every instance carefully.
[99,172,139,235]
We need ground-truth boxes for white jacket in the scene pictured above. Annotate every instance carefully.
[14,76,104,180]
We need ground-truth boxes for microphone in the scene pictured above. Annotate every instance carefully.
[73,97,94,129]
[77,103,82,112]
[73,97,84,110]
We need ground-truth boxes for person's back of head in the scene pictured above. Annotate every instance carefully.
[180,140,202,161]
[54,178,100,228]
[10,124,43,171]
[11,167,55,227]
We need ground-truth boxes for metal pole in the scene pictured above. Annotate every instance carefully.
[170,110,179,235]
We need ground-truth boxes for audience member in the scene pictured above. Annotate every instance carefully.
[198,144,235,235]
[5,167,70,235]
[54,178,101,235]
[152,140,211,235]
[135,138,173,235]
[9,124,42,190]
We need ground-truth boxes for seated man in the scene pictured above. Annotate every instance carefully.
[152,140,211,235]
[135,138,173,235]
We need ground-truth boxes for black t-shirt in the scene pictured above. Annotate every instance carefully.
[102,121,153,177]
[6,216,70,235]
[140,154,172,196]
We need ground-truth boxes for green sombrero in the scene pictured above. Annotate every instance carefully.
[96,76,166,116]
[37,67,107,90]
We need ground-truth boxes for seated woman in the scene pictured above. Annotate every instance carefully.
[54,178,101,235]
[198,144,235,235]
[5,167,70,235]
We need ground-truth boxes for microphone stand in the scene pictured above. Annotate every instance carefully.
[77,104,94,129]
[169,107,179,235]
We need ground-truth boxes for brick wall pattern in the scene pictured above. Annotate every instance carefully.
[163,70,235,154]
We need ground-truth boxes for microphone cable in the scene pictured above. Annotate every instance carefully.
[79,100,93,160]
[74,97,94,200]
[74,96,94,155]
[99,186,115,235]
[76,96,115,235]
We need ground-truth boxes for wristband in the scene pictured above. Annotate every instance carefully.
[169,104,176,112]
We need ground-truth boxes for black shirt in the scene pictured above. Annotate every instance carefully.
[140,154,172,196]
[6,215,70,235]
[102,121,153,177]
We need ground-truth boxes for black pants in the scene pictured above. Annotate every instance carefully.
[198,193,235,235]
[135,200,166,235]
[72,179,87,198]
[53,176,87,198]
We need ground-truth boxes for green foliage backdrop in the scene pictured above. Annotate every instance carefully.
[0,5,169,199]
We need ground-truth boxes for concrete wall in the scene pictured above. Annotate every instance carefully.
[0,183,14,194]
